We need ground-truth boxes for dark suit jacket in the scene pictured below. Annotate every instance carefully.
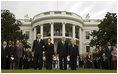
[86,55,92,61]
[26,51,32,60]
[68,45,79,57]
[98,49,104,59]
[9,46,17,57]
[7,44,12,57]
[57,40,68,56]
[1,45,9,58]
[16,45,24,58]
[93,52,97,60]
[45,43,54,55]
[32,39,45,54]
[105,46,113,59]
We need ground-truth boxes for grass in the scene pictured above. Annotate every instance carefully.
[1,68,117,73]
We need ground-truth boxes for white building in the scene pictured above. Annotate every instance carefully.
[18,11,101,54]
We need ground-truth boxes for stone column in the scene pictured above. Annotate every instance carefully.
[79,27,82,54]
[62,23,65,37]
[40,24,43,39]
[72,25,75,39]
[51,23,54,43]
[33,27,36,40]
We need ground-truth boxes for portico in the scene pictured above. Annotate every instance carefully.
[33,22,83,54]
[19,11,101,54]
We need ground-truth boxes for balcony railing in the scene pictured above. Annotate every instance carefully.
[43,33,79,39]
[54,33,62,36]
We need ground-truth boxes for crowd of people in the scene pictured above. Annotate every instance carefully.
[79,44,117,70]
[1,33,117,70]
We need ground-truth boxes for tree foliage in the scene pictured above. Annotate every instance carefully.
[1,10,30,48]
[90,12,117,48]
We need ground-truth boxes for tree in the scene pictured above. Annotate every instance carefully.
[1,10,30,48]
[90,12,117,48]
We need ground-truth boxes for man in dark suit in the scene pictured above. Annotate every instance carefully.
[9,41,17,69]
[57,37,68,70]
[16,40,24,69]
[68,39,79,70]
[98,46,104,69]
[6,41,11,69]
[6,41,12,69]
[105,42,113,69]
[45,38,54,70]
[1,41,8,69]
[92,49,98,69]
[32,33,45,70]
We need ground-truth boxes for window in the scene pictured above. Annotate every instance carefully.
[44,12,50,15]
[86,46,90,52]
[25,31,30,39]
[86,31,90,39]
[66,12,72,15]
[76,32,79,38]
[54,11,61,14]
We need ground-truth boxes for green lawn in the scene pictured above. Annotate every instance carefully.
[1,68,117,73]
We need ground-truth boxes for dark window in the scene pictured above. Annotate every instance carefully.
[76,32,79,38]
[44,12,50,15]
[26,31,30,39]
[86,46,90,52]
[55,11,61,14]
[66,12,72,15]
[86,31,90,39]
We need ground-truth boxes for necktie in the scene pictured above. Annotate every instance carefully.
[39,39,40,43]
[38,39,40,44]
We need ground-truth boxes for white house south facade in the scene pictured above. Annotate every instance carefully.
[18,11,101,54]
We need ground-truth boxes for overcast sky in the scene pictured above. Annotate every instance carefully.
[1,1,117,19]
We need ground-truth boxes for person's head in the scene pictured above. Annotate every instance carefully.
[61,36,65,41]
[37,33,41,39]
[26,48,29,52]
[107,42,111,46]
[113,46,117,51]
[95,48,99,52]
[16,40,20,45]
[8,41,11,44]
[99,46,102,49]
[3,41,7,46]
[71,39,75,45]
[93,49,96,53]
[11,41,15,45]
[19,42,22,46]
[47,38,51,43]
[95,48,98,51]
[88,52,91,55]
[28,48,31,52]
[32,52,34,55]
